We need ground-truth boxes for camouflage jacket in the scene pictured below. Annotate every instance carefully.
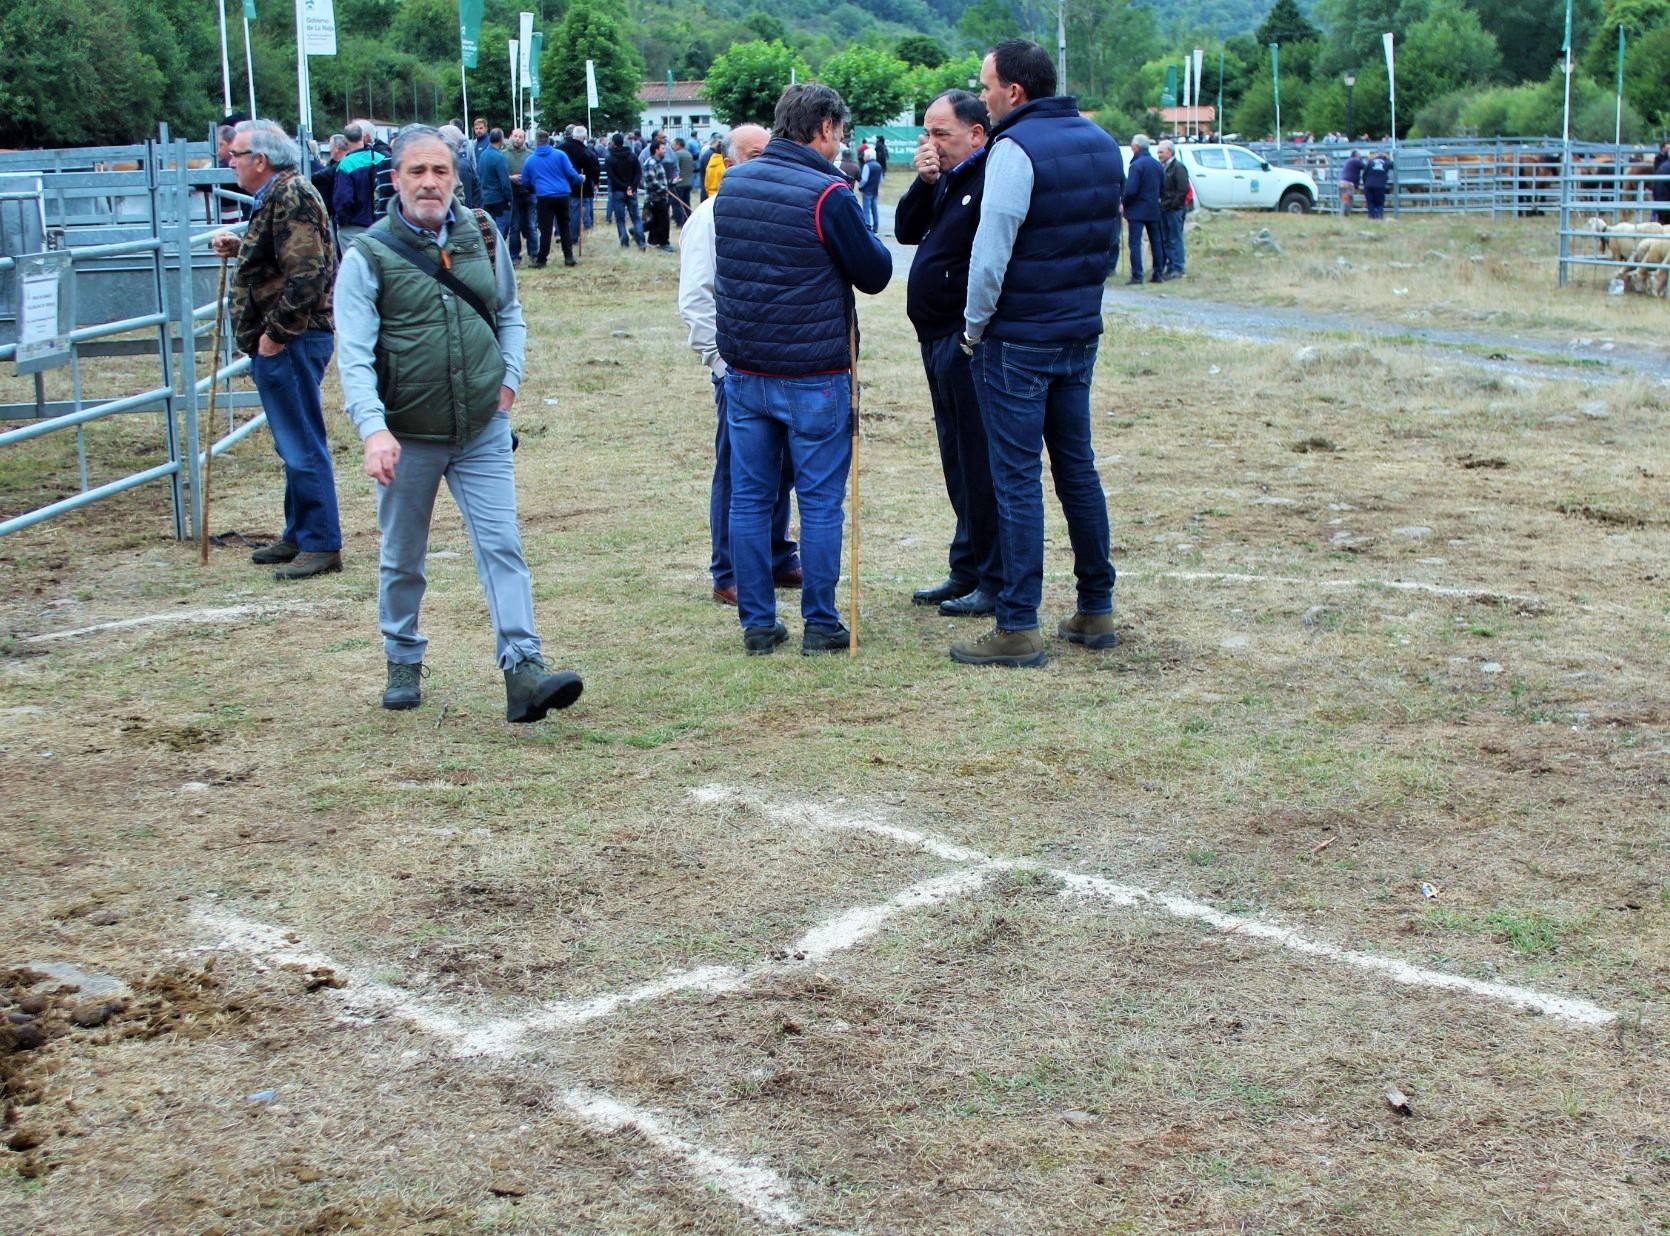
[229,169,335,356]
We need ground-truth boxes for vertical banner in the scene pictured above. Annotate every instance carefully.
[303,0,336,55]
[245,0,256,16]
[1615,24,1625,147]
[243,1,258,118]
[1382,31,1396,153]
[528,31,543,99]
[1181,59,1191,130]
[519,12,534,84]
[586,59,599,109]
[217,0,233,114]
[1161,64,1177,110]
[1270,43,1281,145]
[1193,49,1204,137]
[459,0,483,70]
[509,39,520,128]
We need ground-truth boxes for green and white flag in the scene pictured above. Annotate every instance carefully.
[1161,64,1177,109]
[459,0,484,70]
[244,0,257,18]
[528,30,543,98]
[1270,42,1280,136]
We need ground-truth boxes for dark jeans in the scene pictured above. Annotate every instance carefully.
[710,374,797,590]
[1160,208,1186,275]
[726,370,851,633]
[536,194,573,263]
[1127,216,1163,279]
[485,203,510,236]
[249,329,341,552]
[1365,186,1387,219]
[972,337,1113,631]
[645,195,670,246]
[921,333,1001,596]
[612,190,643,245]
[862,191,881,232]
[508,190,538,262]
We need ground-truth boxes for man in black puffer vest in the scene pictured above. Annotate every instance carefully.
[713,83,892,656]
[895,88,1002,621]
[954,39,1122,668]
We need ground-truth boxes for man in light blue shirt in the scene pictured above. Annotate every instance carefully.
[335,124,582,721]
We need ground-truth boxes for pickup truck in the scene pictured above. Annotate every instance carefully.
[1131,143,1317,213]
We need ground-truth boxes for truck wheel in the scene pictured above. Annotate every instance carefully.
[1279,190,1312,214]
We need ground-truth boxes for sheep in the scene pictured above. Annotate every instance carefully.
[1624,235,1670,297]
[1587,216,1665,264]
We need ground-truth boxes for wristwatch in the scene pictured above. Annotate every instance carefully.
[958,333,977,357]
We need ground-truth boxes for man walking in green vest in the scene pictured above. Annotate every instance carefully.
[334,125,583,721]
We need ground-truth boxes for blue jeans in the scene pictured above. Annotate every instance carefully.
[508,191,538,262]
[486,204,510,236]
[921,333,1001,596]
[249,329,340,552]
[862,190,880,232]
[611,191,643,245]
[1365,186,1387,219]
[1127,216,1162,279]
[972,338,1114,631]
[375,413,540,670]
[710,374,797,590]
[1160,208,1186,275]
[725,370,851,633]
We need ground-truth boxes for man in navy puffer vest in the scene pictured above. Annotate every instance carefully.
[713,83,892,656]
[954,39,1122,668]
[894,88,1003,621]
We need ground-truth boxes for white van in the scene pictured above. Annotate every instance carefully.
[1124,143,1317,213]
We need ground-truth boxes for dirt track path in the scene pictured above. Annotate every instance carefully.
[1102,284,1670,382]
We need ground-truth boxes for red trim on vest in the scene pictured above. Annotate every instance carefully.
[812,182,842,244]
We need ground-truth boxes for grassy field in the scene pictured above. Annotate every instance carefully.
[1,207,1667,1234]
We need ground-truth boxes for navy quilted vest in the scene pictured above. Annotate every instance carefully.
[987,97,1122,344]
[714,139,851,376]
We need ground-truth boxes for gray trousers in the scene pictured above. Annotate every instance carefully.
[376,412,541,669]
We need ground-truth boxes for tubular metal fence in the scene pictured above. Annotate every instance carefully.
[0,128,262,540]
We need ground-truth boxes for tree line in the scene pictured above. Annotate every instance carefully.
[1,0,1665,149]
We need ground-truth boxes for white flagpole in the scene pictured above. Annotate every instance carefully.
[510,39,520,130]
[294,0,311,133]
[217,0,233,114]
[1193,49,1204,140]
[243,10,257,118]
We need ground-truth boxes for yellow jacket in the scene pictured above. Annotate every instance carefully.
[704,155,727,197]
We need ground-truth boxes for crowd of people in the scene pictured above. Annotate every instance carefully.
[213,36,1184,721]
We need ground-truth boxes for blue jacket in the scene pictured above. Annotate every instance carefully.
[333,145,387,227]
[1122,150,1162,221]
[714,137,892,376]
[478,144,513,208]
[525,145,579,198]
[896,146,987,343]
[985,96,1123,345]
[1361,156,1393,190]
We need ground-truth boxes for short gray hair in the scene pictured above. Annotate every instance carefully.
[389,124,455,170]
[329,134,350,153]
[343,122,364,144]
[1156,139,1175,154]
[1132,133,1152,150]
[234,119,300,170]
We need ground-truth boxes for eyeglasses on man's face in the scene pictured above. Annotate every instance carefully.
[229,149,256,160]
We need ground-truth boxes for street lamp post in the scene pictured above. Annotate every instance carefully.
[1344,72,1356,139]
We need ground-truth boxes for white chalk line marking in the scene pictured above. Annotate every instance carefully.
[525,866,996,1032]
[191,907,820,1230]
[1149,571,1545,607]
[692,787,1617,1028]
[26,603,312,643]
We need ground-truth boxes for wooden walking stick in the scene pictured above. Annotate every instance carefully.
[198,257,231,566]
[847,312,861,656]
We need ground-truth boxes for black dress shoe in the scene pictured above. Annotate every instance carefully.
[1127,276,1144,285]
[939,588,997,617]
[912,577,972,606]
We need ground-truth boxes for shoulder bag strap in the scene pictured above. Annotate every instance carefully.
[360,227,498,339]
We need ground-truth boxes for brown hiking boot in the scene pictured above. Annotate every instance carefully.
[1058,611,1119,650]
[250,538,298,564]
[273,551,342,580]
[949,626,1047,668]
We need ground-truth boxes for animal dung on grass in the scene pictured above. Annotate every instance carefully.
[1384,1086,1413,1117]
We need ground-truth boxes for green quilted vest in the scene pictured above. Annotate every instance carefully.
[355,209,505,445]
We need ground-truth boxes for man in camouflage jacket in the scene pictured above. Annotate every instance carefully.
[211,119,343,579]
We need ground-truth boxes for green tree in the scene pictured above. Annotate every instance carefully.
[1622,18,1670,125]
[542,0,645,133]
[704,40,810,125]
[895,34,948,67]
[1256,0,1319,46]
[0,0,171,144]
[1461,0,1603,83]
[958,0,1021,49]
[1396,7,1501,115]
[820,46,911,125]
[899,52,983,116]
[744,9,787,43]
